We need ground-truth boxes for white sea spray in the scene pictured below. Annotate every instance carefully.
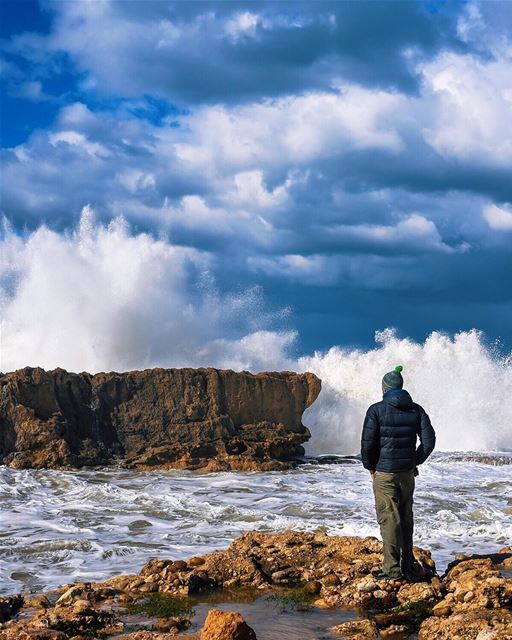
[300,329,512,453]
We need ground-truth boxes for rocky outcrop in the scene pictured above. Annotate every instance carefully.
[1,532,511,640]
[418,547,512,639]
[0,366,320,471]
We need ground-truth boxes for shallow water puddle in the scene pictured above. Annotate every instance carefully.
[191,596,356,640]
[114,591,358,640]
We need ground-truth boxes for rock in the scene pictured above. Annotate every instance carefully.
[396,582,440,607]
[331,619,378,639]
[5,531,512,640]
[55,585,83,605]
[0,367,320,471]
[199,609,257,640]
[323,573,341,587]
[379,624,410,638]
[25,594,51,610]
[270,568,299,584]
[154,616,192,633]
[44,605,121,633]
[356,578,378,592]
[188,556,205,567]
[419,608,512,639]
[0,594,23,622]
[106,633,195,640]
[374,610,417,628]
[0,631,68,640]
[187,571,215,593]
[438,558,512,613]
[304,580,322,595]
[124,530,436,610]
[432,602,452,617]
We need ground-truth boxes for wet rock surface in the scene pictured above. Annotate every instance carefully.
[0,532,510,639]
[0,367,320,471]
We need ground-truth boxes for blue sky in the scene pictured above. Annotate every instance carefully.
[1,0,512,372]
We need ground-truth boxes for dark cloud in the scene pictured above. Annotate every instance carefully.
[13,0,468,105]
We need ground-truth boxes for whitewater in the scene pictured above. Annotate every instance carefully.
[1,454,511,596]
[1,211,511,595]
[1,328,511,595]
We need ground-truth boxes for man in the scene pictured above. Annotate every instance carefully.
[361,365,436,580]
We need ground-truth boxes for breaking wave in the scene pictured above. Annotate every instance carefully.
[300,329,512,454]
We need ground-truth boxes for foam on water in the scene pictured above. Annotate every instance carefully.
[1,456,510,595]
[300,329,512,454]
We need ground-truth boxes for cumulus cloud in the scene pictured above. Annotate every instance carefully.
[421,52,512,165]
[15,0,463,103]
[174,87,405,173]
[483,203,512,231]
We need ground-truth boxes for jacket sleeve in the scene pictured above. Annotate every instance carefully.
[415,406,436,465]
[361,406,380,470]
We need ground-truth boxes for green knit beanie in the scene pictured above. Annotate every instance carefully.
[382,365,404,392]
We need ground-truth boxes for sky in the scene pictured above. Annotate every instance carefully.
[1,0,512,373]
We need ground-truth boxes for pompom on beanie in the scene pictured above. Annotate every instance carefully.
[382,365,404,392]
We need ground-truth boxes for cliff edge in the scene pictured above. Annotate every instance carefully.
[0,367,321,471]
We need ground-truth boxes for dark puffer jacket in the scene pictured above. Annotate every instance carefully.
[361,389,436,472]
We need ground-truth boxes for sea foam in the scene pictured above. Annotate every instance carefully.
[301,329,512,454]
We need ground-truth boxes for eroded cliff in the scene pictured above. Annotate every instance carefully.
[0,367,321,471]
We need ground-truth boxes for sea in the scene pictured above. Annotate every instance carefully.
[1,329,511,595]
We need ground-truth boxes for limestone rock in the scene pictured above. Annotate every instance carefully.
[199,609,257,640]
[0,366,320,471]
[439,558,512,613]
[332,619,378,639]
[418,608,512,639]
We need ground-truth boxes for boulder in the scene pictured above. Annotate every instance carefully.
[0,366,320,471]
[332,619,378,639]
[199,609,257,640]
[0,596,23,623]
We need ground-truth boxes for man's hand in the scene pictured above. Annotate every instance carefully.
[370,470,376,479]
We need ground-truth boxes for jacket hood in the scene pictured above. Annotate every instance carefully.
[383,388,413,410]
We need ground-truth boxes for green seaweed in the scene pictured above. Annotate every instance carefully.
[265,585,316,613]
[123,592,195,619]
[391,599,433,622]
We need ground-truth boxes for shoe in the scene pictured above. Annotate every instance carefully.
[372,570,404,581]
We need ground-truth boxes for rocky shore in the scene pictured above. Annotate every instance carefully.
[1,531,510,639]
[0,367,320,471]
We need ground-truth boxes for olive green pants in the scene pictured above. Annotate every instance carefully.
[372,470,415,577]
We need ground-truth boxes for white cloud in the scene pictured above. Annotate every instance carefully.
[248,254,336,284]
[175,87,404,175]
[49,130,111,157]
[483,203,512,231]
[421,52,512,164]
[225,12,260,40]
[332,213,467,254]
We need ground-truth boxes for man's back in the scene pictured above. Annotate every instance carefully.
[361,366,436,580]
[361,388,436,473]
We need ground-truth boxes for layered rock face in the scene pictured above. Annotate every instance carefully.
[0,367,321,471]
